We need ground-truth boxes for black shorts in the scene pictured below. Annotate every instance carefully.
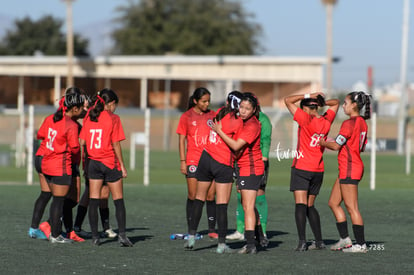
[44,174,72,186]
[72,164,80,177]
[290,167,324,195]
[196,150,233,183]
[34,155,43,174]
[237,174,263,191]
[186,165,198,178]
[259,160,269,191]
[87,159,122,183]
[339,177,360,185]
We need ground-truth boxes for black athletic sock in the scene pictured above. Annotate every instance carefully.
[114,199,126,237]
[186,198,194,232]
[307,205,322,241]
[295,203,307,241]
[74,205,87,230]
[245,230,255,249]
[189,199,204,235]
[88,199,100,238]
[216,203,228,244]
[99,207,110,231]
[336,221,349,239]
[31,191,52,228]
[352,224,365,245]
[254,208,265,241]
[50,196,65,238]
[206,199,216,232]
[62,199,77,233]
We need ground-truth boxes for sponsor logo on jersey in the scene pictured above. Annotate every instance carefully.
[192,121,197,126]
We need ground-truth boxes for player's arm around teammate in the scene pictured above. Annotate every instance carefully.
[319,91,371,253]
[212,93,264,254]
[79,88,132,247]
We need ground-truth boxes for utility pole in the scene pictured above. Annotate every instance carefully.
[63,0,75,87]
[321,0,337,98]
[397,0,410,155]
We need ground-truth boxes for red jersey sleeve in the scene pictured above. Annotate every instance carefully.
[176,111,189,136]
[324,109,336,123]
[293,108,311,127]
[111,114,126,143]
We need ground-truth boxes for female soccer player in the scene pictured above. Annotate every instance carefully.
[285,92,339,251]
[176,87,218,239]
[184,91,243,254]
[319,91,371,253]
[79,88,132,247]
[212,92,264,254]
[33,88,85,243]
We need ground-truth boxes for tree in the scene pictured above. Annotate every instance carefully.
[0,15,89,56]
[111,0,263,55]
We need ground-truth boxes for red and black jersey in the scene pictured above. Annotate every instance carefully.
[36,114,80,176]
[206,112,243,167]
[336,116,368,180]
[176,108,216,166]
[235,116,264,176]
[80,110,125,170]
[292,108,336,172]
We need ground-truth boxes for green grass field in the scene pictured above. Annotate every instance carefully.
[0,151,413,274]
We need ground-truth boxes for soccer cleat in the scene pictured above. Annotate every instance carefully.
[216,243,234,254]
[184,235,195,249]
[74,228,91,239]
[68,231,85,242]
[238,245,257,254]
[226,231,245,240]
[208,232,218,239]
[92,238,101,246]
[39,221,51,240]
[259,236,269,248]
[330,237,352,251]
[342,243,367,253]
[295,240,307,251]
[28,227,48,239]
[104,228,118,238]
[50,235,74,244]
[118,235,133,247]
[308,240,326,250]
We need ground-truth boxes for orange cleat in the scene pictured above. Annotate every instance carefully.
[39,221,51,240]
[68,230,85,242]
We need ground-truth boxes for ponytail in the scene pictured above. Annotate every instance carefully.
[348,91,371,120]
[89,88,119,122]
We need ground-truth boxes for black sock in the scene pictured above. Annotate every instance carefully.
[31,191,52,228]
[88,199,100,238]
[114,199,126,237]
[216,203,228,243]
[206,199,216,232]
[99,207,110,231]
[352,224,365,245]
[295,203,307,241]
[254,208,265,240]
[74,205,87,230]
[50,196,65,238]
[189,199,204,235]
[62,199,77,233]
[336,221,349,239]
[186,198,194,232]
[307,205,322,241]
[245,230,255,249]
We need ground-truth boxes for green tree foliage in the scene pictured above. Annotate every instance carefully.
[112,0,263,55]
[0,15,89,56]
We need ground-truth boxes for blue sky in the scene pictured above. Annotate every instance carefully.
[0,0,413,90]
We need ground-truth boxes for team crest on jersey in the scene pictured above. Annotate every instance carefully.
[336,135,347,146]
[189,165,197,173]
[207,119,214,127]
